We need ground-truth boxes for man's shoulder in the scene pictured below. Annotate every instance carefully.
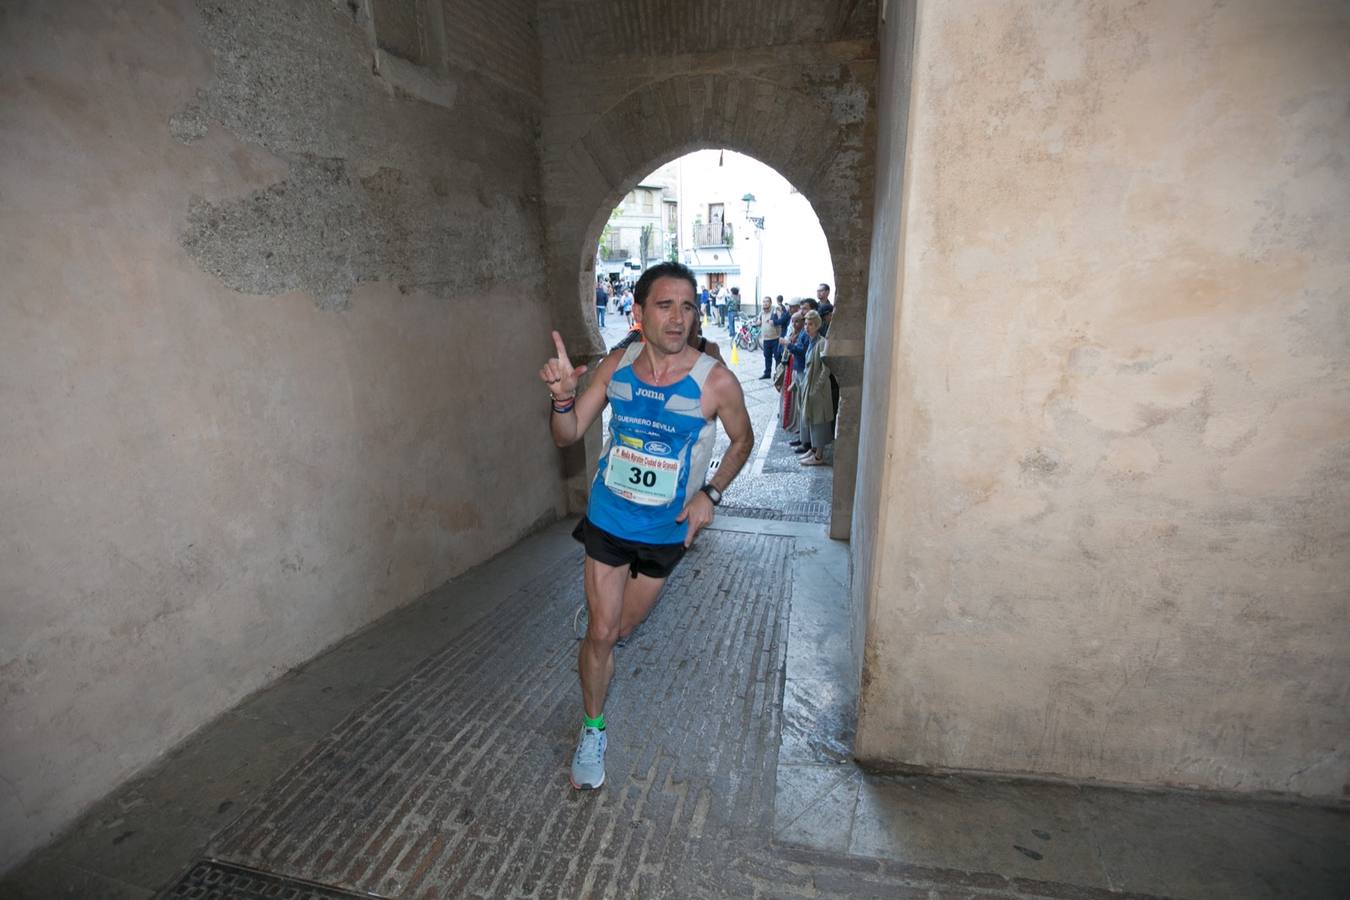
[702,359,742,396]
[594,346,630,379]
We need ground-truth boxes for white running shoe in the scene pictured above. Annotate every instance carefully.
[570,725,607,790]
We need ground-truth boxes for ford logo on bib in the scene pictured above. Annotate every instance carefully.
[644,440,672,455]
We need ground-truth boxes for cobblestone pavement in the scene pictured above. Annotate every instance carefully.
[206,530,795,898]
[163,524,1165,900]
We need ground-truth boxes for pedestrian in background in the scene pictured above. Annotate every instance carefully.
[758,296,780,379]
[771,296,791,363]
[595,279,608,329]
[725,287,741,340]
[816,283,833,334]
[797,310,834,466]
[785,308,810,450]
[780,307,804,432]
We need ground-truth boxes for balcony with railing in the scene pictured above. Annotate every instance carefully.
[693,222,734,247]
[598,244,630,262]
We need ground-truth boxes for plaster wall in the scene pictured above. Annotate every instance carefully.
[855,0,1350,799]
[851,0,916,706]
[0,0,553,869]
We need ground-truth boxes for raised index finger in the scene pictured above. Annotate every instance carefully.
[551,330,571,365]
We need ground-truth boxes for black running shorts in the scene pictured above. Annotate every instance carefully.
[572,517,687,580]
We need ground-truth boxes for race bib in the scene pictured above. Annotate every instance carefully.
[604,443,681,506]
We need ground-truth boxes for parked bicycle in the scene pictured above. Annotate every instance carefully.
[734,320,761,351]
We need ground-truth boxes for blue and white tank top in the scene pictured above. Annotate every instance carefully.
[588,344,718,545]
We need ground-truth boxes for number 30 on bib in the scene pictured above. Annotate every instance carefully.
[604,444,681,506]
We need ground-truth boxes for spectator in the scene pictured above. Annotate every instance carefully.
[816,283,834,335]
[778,307,805,432]
[771,296,792,363]
[796,310,834,466]
[595,279,608,328]
[784,310,811,450]
[622,288,635,326]
[758,296,780,379]
[726,286,741,340]
[812,286,838,418]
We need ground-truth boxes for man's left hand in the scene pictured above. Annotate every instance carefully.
[676,490,716,548]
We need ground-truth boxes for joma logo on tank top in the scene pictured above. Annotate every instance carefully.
[635,387,665,401]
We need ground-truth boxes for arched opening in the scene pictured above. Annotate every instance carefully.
[577,149,840,524]
[540,71,872,542]
[574,141,837,331]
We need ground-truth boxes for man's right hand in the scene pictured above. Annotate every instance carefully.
[539,330,589,399]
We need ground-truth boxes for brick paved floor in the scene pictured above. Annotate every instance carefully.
[8,515,1348,900]
[206,530,794,899]
[149,522,1185,900]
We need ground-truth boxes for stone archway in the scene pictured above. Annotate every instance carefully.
[541,71,875,537]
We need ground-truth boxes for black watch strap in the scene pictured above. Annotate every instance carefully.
[700,484,722,506]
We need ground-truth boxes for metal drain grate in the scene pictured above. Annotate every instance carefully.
[721,500,831,523]
[156,859,381,900]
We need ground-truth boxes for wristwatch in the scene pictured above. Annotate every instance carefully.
[700,484,723,506]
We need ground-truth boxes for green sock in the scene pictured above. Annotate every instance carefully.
[583,713,606,731]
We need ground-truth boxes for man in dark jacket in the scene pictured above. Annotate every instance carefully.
[770,296,792,363]
[595,280,609,328]
[816,283,834,335]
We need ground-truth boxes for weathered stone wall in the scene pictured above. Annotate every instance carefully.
[0,0,551,869]
[851,0,916,707]
[854,0,1350,800]
[535,0,878,525]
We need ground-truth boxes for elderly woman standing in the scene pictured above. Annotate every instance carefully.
[783,308,808,442]
[797,310,834,466]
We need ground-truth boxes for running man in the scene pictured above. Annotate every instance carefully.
[539,261,754,789]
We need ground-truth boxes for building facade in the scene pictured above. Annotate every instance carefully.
[594,166,679,284]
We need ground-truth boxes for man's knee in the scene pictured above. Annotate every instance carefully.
[585,619,621,648]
